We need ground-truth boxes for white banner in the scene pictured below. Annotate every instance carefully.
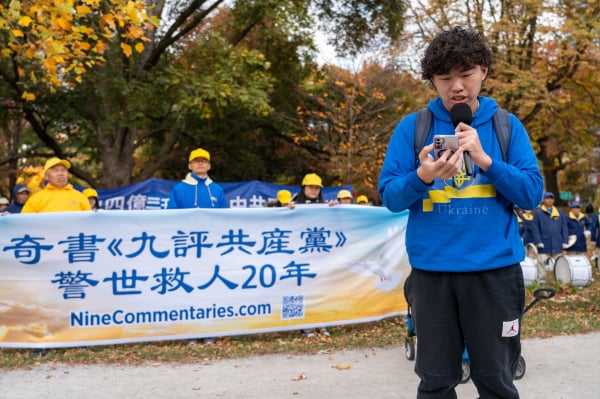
[0,205,409,348]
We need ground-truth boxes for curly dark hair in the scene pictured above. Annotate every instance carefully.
[421,26,494,81]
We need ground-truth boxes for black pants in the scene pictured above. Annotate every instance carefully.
[404,265,525,399]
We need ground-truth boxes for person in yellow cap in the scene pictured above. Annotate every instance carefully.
[167,147,226,346]
[83,188,100,210]
[336,189,353,204]
[266,189,292,207]
[290,173,331,337]
[167,147,227,209]
[356,195,369,205]
[22,157,91,213]
[291,173,325,205]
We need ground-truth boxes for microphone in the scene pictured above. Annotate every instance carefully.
[450,103,474,176]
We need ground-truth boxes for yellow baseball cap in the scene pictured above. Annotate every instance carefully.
[337,189,352,200]
[357,195,368,204]
[277,189,292,205]
[83,188,98,198]
[302,173,323,187]
[189,148,210,162]
[44,157,71,173]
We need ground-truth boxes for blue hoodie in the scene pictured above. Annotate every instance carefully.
[4,184,29,214]
[378,96,543,272]
[167,173,227,209]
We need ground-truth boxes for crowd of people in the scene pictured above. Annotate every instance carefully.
[517,191,597,283]
[1,149,372,350]
[1,25,596,399]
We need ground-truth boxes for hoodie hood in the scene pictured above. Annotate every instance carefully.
[12,184,29,198]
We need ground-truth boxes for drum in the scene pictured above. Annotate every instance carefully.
[554,255,592,287]
[520,257,537,287]
[525,243,538,259]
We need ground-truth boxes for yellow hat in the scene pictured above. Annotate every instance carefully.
[44,157,71,173]
[277,189,292,205]
[337,189,352,200]
[302,173,323,187]
[357,195,368,204]
[189,148,210,162]
[83,188,98,199]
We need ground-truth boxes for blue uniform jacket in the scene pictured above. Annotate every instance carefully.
[566,212,590,252]
[591,212,600,246]
[531,206,567,254]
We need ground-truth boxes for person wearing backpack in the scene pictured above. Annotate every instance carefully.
[378,27,543,399]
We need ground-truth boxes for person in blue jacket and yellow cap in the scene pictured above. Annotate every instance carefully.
[167,147,227,209]
[166,147,226,346]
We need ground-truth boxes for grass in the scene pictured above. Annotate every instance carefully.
[1,268,599,369]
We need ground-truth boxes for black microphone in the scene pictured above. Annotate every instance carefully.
[450,103,474,176]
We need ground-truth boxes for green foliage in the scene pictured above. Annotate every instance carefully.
[314,0,406,56]
[402,0,600,204]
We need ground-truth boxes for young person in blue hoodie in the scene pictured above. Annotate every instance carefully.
[378,27,543,399]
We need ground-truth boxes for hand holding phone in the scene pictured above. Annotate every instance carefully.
[433,135,459,160]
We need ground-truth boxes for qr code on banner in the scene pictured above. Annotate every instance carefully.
[281,295,305,319]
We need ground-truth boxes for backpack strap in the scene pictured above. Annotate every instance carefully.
[492,108,511,162]
[414,108,432,168]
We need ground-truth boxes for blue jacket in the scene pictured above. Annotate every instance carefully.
[519,212,536,246]
[378,96,543,272]
[4,184,28,213]
[167,173,227,209]
[531,206,567,254]
[565,211,590,252]
[591,212,600,246]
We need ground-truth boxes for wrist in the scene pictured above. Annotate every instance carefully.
[416,167,434,185]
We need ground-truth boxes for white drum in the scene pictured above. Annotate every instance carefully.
[525,243,538,259]
[554,255,592,287]
[520,257,537,287]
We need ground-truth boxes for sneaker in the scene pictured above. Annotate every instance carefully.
[319,327,330,337]
[202,337,215,345]
[186,339,200,346]
[300,329,315,337]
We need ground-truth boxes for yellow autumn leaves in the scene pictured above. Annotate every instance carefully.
[0,0,158,100]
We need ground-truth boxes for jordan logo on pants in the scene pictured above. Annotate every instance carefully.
[502,319,519,337]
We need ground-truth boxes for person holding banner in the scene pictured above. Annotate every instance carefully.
[167,147,227,210]
[336,189,353,204]
[22,157,91,214]
[290,173,326,205]
[378,27,543,399]
[290,173,331,337]
[266,189,292,207]
[21,157,92,355]
[3,184,30,214]
[167,147,228,345]
[356,195,369,205]
[83,188,101,211]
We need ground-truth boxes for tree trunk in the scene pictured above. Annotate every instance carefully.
[97,126,136,188]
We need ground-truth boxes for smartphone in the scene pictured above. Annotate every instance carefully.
[433,135,459,160]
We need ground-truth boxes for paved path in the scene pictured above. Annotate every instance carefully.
[1,332,598,398]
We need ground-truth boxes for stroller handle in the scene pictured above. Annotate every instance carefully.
[522,287,556,315]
